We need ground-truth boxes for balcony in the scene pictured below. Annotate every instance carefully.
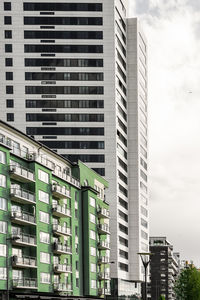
[53,224,71,237]
[12,233,37,247]
[98,288,111,296]
[98,272,110,280]
[9,165,35,183]
[54,283,72,292]
[98,240,110,250]
[105,288,111,295]
[10,188,35,205]
[53,242,72,255]
[12,255,37,269]
[52,205,71,218]
[13,278,37,289]
[52,184,71,199]
[98,256,110,264]
[97,208,110,219]
[98,224,110,235]
[53,169,80,189]
[11,211,36,226]
[54,264,72,273]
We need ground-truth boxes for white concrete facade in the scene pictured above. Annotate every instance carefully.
[0,0,148,295]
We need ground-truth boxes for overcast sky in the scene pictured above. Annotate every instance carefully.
[129,0,200,265]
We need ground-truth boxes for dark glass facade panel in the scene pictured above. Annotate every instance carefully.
[6,85,13,94]
[118,157,127,172]
[119,223,128,234]
[119,184,128,197]
[23,3,102,11]
[5,44,12,52]
[118,118,127,134]
[118,104,127,121]
[25,86,104,95]
[40,140,104,149]
[92,168,105,176]
[117,130,127,147]
[26,113,104,122]
[4,2,11,10]
[24,44,103,53]
[26,127,104,136]
[5,30,12,39]
[118,170,127,184]
[25,72,103,81]
[63,154,105,163]
[6,72,13,80]
[4,16,12,24]
[24,16,102,25]
[7,113,14,121]
[6,99,14,108]
[119,197,128,210]
[119,210,128,222]
[119,262,128,272]
[26,99,104,109]
[5,58,13,66]
[25,58,103,67]
[24,30,103,40]
[119,236,128,247]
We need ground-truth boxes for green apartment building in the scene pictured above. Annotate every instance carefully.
[0,120,110,300]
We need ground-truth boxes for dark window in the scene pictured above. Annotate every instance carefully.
[26,99,104,109]
[25,58,103,68]
[5,30,12,39]
[4,16,12,24]
[116,36,126,57]
[25,86,104,95]
[6,99,14,108]
[5,58,13,66]
[23,3,103,11]
[4,2,11,10]
[117,50,126,70]
[25,72,103,81]
[6,72,13,80]
[24,30,103,40]
[26,113,104,122]
[119,223,128,235]
[6,85,13,94]
[119,236,128,247]
[63,154,105,163]
[5,44,12,53]
[118,157,127,172]
[92,168,105,176]
[118,104,127,121]
[26,127,104,136]
[118,171,127,184]
[119,249,128,260]
[118,118,127,134]
[24,16,103,26]
[7,113,14,121]
[117,130,127,147]
[117,62,126,82]
[119,184,128,197]
[119,197,128,210]
[118,209,128,222]
[119,262,128,272]
[40,140,104,150]
[24,44,103,53]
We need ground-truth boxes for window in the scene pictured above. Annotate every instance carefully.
[141,230,148,240]
[91,195,98,207]
[90,247,96,256]
[119,262,128,272]
[0,198,7,211]
[5,44,12,52]
[7,113,14,121]
[141,194,148,206]
[76,278,79,288]
[0,152,6,164]
[25,86,104,95]
[24,16,103,26]
[6,86,13,94]
[118,210,128,222]
[24,44,103,54]
[140,158,147,170]
[119,197,128,210]
[140,182,147,194]
[39,190,49,204]
[41,140,104,150]
[24,30,103,40]
[0,244,6,257]
[119,249,128,260]
[38,169,49,183]
[6,99,14,108]
[5,30,12,39]
[6,72,13,80]
[40,231,50,244]
[141,206,148,217]
[91,280,97,289]
[5,58,13,66]
[4,16,12,24]
[119,236,128,247]
[119,223,128,235]
[39,211,49,224]
[0,268,7,280]
[141,218,148,229]
[90,213,96,224]
[25,71,103,81]
[25,58,103,68]
[4,2,11,10]
[140,170,147,182]
[40,252,50,264]
[40,272,50,284]
[91,263,96,272]
[23,3,102,12]
[0,175,6,187]
[140,145,147,158]
[0,221,7,234]
[26,113,104,122]
[90,230,96,240]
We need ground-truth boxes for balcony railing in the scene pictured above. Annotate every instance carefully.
[52,184,71,199]
[98,272,110,280]
[53,169,80,189]
[53,242,72,255]
[98,224,110,235]
[52,205,71,218]
[12,233,37,247]
[12,255,37,268]
[98,256,110,264]
[54,264,72,273]
[9,165,35,183]
[98,240,110,250]
[54,283,72,292]
[10,188,35,205]
[11,211,36,225]
[53,224,71,236]
[97,208,110,219]
[13,277,37,289]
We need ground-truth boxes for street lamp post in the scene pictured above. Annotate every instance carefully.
[138,252,152,300]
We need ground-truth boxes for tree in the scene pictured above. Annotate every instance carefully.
[175,266,200,300]
[159,296,165,300]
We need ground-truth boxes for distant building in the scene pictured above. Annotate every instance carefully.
[148,237,180,300]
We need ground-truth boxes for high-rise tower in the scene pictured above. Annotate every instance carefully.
[0,0,148,296]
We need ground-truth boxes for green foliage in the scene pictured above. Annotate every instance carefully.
[175,266,200,300]
[160,296,165,300]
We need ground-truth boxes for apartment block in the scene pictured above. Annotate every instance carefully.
[148,237,180,300]
[0,0,149,296]
[0,120,110,299]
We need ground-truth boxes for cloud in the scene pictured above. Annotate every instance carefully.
[129,0,200,265]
